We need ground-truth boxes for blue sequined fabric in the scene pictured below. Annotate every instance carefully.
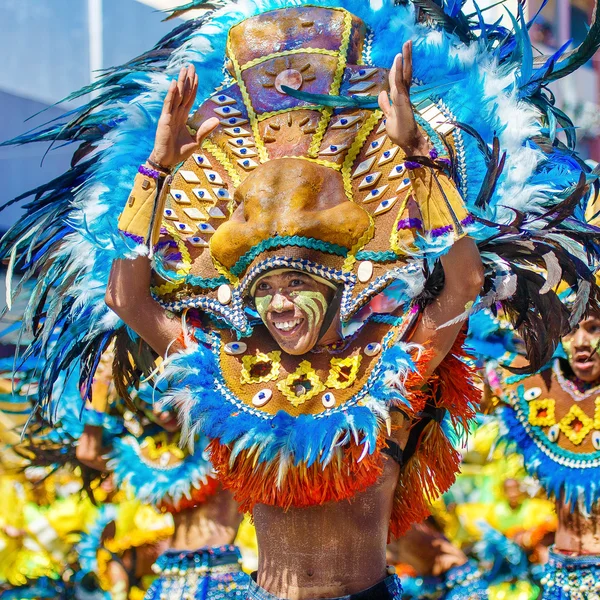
[144,545,248,600]
[541,547,600,600]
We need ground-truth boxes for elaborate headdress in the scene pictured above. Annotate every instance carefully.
[3,0,600,535]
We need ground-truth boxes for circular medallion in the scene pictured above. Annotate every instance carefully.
[524,387,542,401]
[275,69,303,94]
[218,284,232,305]
[224,341,248,356]
[252,389,272,407]
[322,392,336,408]
[358,261,374,283]
[364,342,382,357]
[548,424,560,443]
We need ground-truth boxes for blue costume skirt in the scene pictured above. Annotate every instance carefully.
[401,560,488,599]
[144,545,249,600]
[541,547,600,600]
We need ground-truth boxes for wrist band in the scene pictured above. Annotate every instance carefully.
[147,157,173,174]
[138,164,164,180]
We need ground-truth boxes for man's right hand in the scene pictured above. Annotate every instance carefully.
[149,64,219,170]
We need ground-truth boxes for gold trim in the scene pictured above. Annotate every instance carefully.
[340,110,382,271]
[308,9,353,158]
[527,398,556,427]
[240,351,282,384]
[325,354,362,389]
[228,35,269,163]
[277,360,325,407]
[558,404,593,446]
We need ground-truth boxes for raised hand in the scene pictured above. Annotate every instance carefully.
[149,65,219,170]
[378,40,429,156]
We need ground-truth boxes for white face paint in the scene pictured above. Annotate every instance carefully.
[252,271,334,355]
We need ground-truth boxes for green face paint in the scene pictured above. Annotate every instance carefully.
[563,336,600,361]
[253,290,329,334]
[254,295,272,322]
[289,290,328,332]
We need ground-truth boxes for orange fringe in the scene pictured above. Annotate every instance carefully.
[157,476,220,513]
[389,331,480,539]
[208,436,386,513]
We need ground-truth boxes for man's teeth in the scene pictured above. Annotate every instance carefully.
[274,319,301,331]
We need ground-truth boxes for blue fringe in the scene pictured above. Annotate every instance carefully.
[499,405,600,513]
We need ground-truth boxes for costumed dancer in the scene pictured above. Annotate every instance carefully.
[75,351,247,600]
[2,1,600,599]
[483,305,600,600]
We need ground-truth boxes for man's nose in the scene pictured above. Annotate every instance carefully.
[270,292,293,312]
[572,327,592,349]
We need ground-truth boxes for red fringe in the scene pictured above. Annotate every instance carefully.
[208,437,386,513]
[157,476,220,513]
[388,332,480,539]
[206,332,479,532]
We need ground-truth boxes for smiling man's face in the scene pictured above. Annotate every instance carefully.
[562,315,600,383]
[252,270,335,355]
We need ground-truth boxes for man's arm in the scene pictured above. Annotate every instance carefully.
[410,237,483,378]
[106,65,218,356]
[379,41,483,377]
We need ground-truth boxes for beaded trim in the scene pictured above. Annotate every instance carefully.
[509,380,600,469]
[553,360,600,401]
[541,547,600,600]
[139,164,163,180]
[230,236,349,278]
[211,324,401,421]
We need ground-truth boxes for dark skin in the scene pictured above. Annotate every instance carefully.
[106,46,484,598]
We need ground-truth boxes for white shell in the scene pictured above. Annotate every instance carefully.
[204,170,223,185]
[187,236,209,248]
[378,146,399,166]
[365,135,387,157]
[524,387,542,401]
[238,158,259,170]
[214,105,242,118]
[210,94,236,106]
[322,392,336,408]
[358,172,382,190]
[224,341,248,356]
[364,342,382,357]
[192,188,213,201]
[373,196,399,216]
[357,261,374,283]
[173,221,193,234]
[593,431,600,450]
[183,207,206,221]
[362,185,388,203]
[548,424,560,443]
[349,68,378,83]
[252,389,272,407]
[159,452,171,467]
[217,284,232,305]
[179,170,201,184]
[352,156,376,179]
[231,146,258,158]
[170,189,191,204]
[192,153,212,168]
[348,81,376,93]
[207,207,226,219]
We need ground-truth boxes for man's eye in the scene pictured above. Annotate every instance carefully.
[257,282,270,291]
[289,279,305,287]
